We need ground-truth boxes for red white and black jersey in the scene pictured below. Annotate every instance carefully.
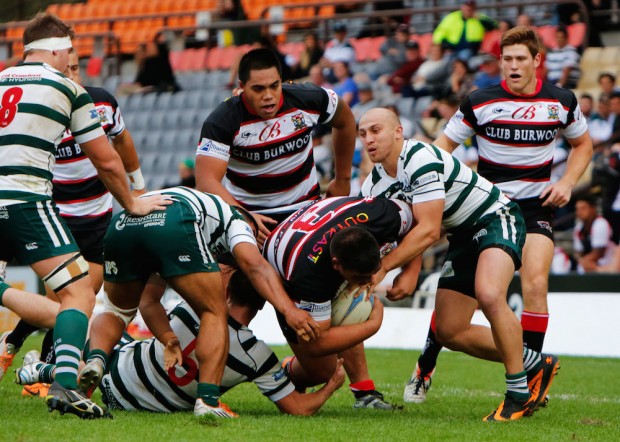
[197,83,339,215]
[444,80,588,200]
[52,86,125,230]
[263,196,413,303]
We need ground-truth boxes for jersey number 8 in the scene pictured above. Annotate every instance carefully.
[0,87,23,127]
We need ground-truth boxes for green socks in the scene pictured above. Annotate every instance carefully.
[53,309,88,390]
[197,383,221,406]
[506,371,529,402]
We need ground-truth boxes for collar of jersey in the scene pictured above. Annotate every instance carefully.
[501,78,542,97]
[227,315,244,331]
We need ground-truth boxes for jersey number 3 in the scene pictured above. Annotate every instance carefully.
[0,87,24,128]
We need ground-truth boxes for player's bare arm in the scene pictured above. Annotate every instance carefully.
[432,133,460,154]
[385,255,423,301]
[274,358,346,415]
[231,243,320,341]
[135,275,183,369]
[80,135,172,215]
[326,99,356,197]
[540,131,593,207]
[195,154,239,205]
[112,129,146,196]
[375,199,444,285]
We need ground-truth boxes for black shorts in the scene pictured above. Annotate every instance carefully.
[71,228,106,264]
[515,197,554,240]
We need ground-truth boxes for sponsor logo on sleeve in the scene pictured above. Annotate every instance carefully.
[412,171,439,189]
[197,138,230,158]
[272,368,286,382]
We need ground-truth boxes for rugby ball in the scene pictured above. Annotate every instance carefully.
[331,281,375,326]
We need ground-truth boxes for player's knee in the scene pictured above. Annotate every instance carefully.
[101,291,138,328]
[434,319,470,349]
[43,253,90,293]
[475,290,505,313]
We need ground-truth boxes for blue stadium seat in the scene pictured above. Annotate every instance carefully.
[156,92,174,110]
[169,91,190,110]
[147,111,167,130]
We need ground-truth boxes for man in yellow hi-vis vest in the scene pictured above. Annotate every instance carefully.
[432,0,497,61]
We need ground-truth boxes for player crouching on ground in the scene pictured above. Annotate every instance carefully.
[73,186,320,419]
[264,196,417,409]
[16,269,345,415]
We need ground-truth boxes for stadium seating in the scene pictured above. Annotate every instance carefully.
[577,46,620,90]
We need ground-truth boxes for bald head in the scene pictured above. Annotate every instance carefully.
[358,107,400,133]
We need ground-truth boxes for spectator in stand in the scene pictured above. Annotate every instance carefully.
[573,196,615,272]
[215,0,260,45]
[351,83,380,123]
[499,19,514,32]
[432,0,497,61]
[368,23,410,80]
[486,20,512,60]
[589,95,614,146]
[443,58,474,100]
[134,33,180,94]
[598,73,620,100]
[165,158,196,189]
[385,40,424,96]
[291,32,324,80]
[308,64,332,88]
[579,93,594,120]
[606,92,620,148]
[517,14,533,27]
[472,53,502,90]
[332,61,359,107]
[321,22,356,80]
[544,26,581,89]
[411,43,451,99]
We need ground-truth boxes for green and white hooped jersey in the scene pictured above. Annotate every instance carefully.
[361,139,511,233]
[141,186,257,254]
[101,301,294,412]
[0,62,105,207]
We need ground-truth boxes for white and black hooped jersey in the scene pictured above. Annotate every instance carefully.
[0,62,104,207]
[197,83,339,214]
[360,139,510,233]
[263,196,413,303]
[444,80,588,200]
[101,301,294,412]
[53,86,125,230]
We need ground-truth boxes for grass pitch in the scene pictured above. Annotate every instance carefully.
[1,335,619,442]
